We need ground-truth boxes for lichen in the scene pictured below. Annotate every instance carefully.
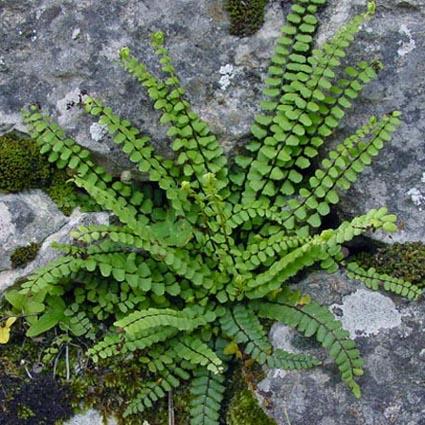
[10,243,41,269]
[225,0,269,37]
[355,242,425,287]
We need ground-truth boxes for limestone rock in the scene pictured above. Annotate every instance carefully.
[258,271,425,425]
[1,0,424,241]
[0,190,109,292]
[318,0,425,243]
[0,190,67,271]
[0,0,284,166]
[64,410,117,425]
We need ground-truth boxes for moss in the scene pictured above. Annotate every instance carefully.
[226,367,276,425]
[0,132,93,216]
[0,330,273,424]
[10,243,41,269]
[227,389,276,425]
[0,330,74,425]
[225,0,269,37]
[46,169,81,216]
[0,134,51,193]
[69,356,191,425]
[355,242,425,287]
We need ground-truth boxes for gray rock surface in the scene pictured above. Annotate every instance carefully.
[318,0,425,243]
[64,410,117,425]
[0,0,284,166]
[0,191,109,292]
[1,0,424,241]
[0,190,67,271]
[258,271,425,425]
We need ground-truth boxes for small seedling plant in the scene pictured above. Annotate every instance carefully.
[1,0,422,422]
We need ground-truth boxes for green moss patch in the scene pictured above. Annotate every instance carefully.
[224,366,276,425]
[69,356,191,425]
[0,134,51,193]
[0,133,90,216]
[355,242,425,287]
[225,0,269,37]
[10,243,41,269]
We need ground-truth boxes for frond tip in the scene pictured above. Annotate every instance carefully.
[346,262,423,300]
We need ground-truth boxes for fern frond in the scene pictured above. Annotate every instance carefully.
[83,96,190,214]
[150,33,229,191]
[244,208,398,299]
[171,335,224,374]
[243,232,311,271]
[244,240,327,299]
[87,334,124,362]
[123,327,179,353]
[123,366,190,417]
[254,290,364,398]
[21,107,147,216]
[272,61,380,202]
[278,112,401,235]
[19,255,83,295]
[267,348,321,370]
[230,0,327,198]
[120,43,228,196]
[115,307,214,337]
[346,262,422,300]
[189,368,226,425]
[239,9,371,207]
[72,178,217,290]
[220,305,272,364]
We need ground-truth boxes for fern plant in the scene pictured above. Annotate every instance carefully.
[2,0,422,422]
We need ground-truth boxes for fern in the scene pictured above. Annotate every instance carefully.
[189,368,226,425]
[345,262,422,300]
[254,288,365,397]
[3,1,422,423]
[267,349,321,370]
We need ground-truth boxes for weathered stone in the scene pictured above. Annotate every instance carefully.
[318,0,425,243]
[258,271,425,425]
[0,190,67,271]
[0,0,284,164]
[64,410,117,425]
[1,0,424,241]
[0,193,109,292]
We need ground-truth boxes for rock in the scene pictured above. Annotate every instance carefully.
[0,191,109,292]
[317,0,425,243]
[1,0,424,241]
[0,0,285,165]
[258,271,425,425]
[0,190,67,271]
[64,409,117,425]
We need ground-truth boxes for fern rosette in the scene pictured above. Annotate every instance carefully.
[2,0,422,422]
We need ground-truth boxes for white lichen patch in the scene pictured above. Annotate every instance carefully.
[56,88,83,125]
[406,171,425,210]
[270,323,298,351]
[397,24,416,57]
[331,289,402,339]
[0,203,15,242]
[89,122,108,142]
[71,28,81,40]
[218,64,235,90]
[407,187,425,210]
